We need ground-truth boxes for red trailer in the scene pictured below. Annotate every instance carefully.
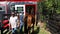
[0,1,37,34]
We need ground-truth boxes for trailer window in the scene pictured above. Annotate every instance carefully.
[17,7,23,12]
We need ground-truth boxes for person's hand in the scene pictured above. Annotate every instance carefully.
[9,24,12,30]
[17,20,20,28]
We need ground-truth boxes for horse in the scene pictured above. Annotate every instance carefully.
[24,13,35,34]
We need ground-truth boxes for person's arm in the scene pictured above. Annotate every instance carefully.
[9,17,11,30]
[17,19,20,28]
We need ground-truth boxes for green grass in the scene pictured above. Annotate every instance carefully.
[38,28,50,34]
[7,23,50,34]
[34,26,50,34]
[38,23,50,34]
[0,30,1,34]
[33,22,50,34]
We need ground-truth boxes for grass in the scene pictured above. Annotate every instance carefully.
[34,26,50,34]
[0,30,1,34]
[39,28,50,34]
[2,22,50,34]
[38,22,50,34]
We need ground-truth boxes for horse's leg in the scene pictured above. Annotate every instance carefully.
[32,23,34,33]
[28,27,31,34]
[24,22,28,34]
[31,23,34,34]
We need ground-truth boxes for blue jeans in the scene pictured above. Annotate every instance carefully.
[20,20,24,31]
[12,28,17,34]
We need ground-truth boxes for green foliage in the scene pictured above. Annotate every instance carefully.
[37,0,60,14]
[37,0,60,22]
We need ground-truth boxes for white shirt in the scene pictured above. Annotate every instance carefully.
[9,16,18,28]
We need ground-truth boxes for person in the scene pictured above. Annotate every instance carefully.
[9,12,18,34]
[20,13,24,33]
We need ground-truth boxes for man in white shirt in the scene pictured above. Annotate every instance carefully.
[9,12,18,34]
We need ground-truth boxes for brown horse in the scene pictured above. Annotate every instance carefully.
[24,14,35,34]
[27,14,32,34]
[27,14,32,27]
[27,14,35,34]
